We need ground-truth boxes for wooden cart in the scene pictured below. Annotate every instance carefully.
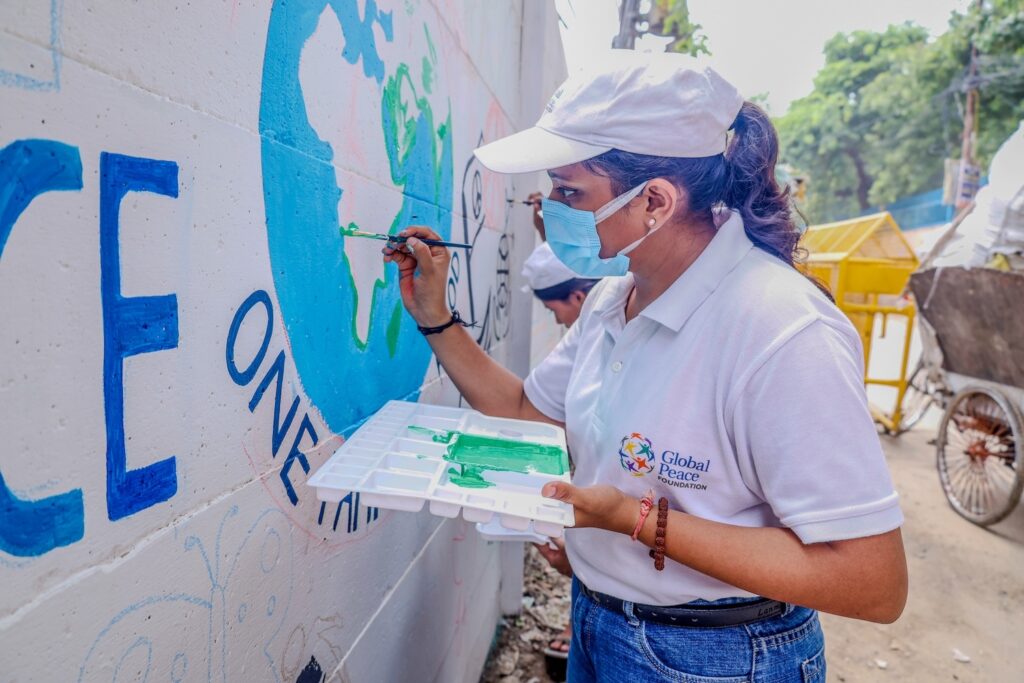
[908,267,1024,526]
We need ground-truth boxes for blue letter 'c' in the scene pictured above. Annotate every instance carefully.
[0,139,85,556]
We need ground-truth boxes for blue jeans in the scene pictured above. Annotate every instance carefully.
[568,579,826,682]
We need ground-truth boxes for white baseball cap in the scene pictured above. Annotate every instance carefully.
[475,51,744,174]
[521,242,585,292]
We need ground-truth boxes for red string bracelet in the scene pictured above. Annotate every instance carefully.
[631,489,655,541]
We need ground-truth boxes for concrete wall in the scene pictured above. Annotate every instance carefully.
[0,1,565,680]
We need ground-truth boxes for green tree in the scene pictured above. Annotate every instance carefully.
[970,0,1024,161]
[776,1,1024,223]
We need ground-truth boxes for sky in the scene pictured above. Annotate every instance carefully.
[555,0,971,115]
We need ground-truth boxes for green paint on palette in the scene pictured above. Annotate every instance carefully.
[407,426,569,489]
[406,425,446,439]
[447,464,494,489]
[445,433,568,476]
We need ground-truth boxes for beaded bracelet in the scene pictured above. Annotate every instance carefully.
[647,497,669,571]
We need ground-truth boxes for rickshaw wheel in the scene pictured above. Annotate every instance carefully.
[937,386,1024,526]
[897,360,935,434]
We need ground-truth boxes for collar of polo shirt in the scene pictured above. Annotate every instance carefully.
[590,210,753,331]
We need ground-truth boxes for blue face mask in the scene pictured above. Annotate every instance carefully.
[541,182,649,278]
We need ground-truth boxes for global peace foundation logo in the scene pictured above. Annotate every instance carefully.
[619,433,655,476]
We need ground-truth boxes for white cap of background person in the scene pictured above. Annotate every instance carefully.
[520,242,586,293]
[475,51,743,173]
[522,242,599,328]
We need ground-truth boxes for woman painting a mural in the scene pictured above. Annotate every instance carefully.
[383,52,907,681]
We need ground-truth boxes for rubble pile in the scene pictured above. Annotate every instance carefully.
[481,546,571,683]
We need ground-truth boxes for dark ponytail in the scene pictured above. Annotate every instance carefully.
[580,101,827,295]
[723,102,801,268]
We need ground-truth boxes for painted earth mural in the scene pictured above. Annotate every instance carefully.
[259,0,453,434]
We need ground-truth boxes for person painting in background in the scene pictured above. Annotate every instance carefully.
[523,241,601,327]
[384,52,907,682]
[521,238,599,670]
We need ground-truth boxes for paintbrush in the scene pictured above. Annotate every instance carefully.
[340,226,473,250]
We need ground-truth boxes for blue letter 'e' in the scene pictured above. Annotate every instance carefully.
[100,152,179,521]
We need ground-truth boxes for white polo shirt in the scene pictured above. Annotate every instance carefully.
[524,211,903,606]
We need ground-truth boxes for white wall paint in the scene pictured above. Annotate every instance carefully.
[0,1,565,680]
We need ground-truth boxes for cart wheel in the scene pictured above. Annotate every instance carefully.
[937,386,1024,526]
[897,360,934,434]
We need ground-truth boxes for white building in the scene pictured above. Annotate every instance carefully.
[0,1,565,680]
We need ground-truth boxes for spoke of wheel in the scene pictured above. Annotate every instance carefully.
[978,472,996,514]
[942,454,966,475]
[946,440,972,470]
[902,385,932,423]
[978,468,990,510]
[973,469,987,515]
[969,467,986,516]
[984,470,1006,513]
[988,457,1015,490]
[947,457,973,492]
[946,427,974,452]
[961,467,978,514]
[972,468,987,515]
[946,456,971,476]
[985,415,1010,438]
[952,463,969,508]
[983,423,1011,441]
[941,449,961,480]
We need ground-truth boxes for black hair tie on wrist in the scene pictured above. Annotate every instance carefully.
[417,309,473,336]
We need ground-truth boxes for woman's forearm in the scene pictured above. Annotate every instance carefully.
[425,324,557,424]
[622,507,907,622]
[382,229,556,425]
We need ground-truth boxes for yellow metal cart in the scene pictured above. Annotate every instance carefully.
[800,212,920,433]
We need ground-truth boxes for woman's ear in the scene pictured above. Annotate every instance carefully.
[643,178,682,226]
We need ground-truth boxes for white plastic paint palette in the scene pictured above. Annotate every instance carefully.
[307,400,575,537]
[475,518,550,545]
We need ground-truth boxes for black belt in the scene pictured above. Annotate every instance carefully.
[579,582,787,628]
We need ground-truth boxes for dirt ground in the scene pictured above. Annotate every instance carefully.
[480,421,1024,682]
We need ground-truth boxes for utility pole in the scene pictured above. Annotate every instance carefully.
[956,0,984,209]
[613,0,641,49]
